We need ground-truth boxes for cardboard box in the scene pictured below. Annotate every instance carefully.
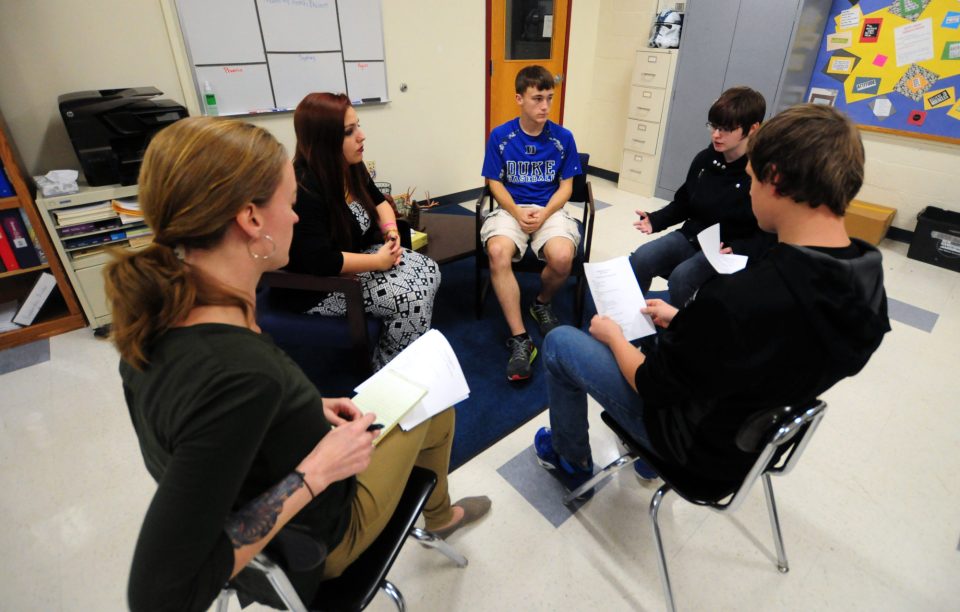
[844,199,896,245]
[907,206,960,273]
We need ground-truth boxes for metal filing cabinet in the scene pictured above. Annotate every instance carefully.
[618,48,678,197]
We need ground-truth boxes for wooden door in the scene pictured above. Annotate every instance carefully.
[486,0,571,134]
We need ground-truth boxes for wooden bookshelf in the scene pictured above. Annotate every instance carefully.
[0,110,85,351]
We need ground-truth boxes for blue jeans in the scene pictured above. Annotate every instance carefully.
[629,230,717,306]
[543,326,654,466]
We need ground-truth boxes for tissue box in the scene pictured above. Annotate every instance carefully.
[844,199,896,245]
[34,170,80,197]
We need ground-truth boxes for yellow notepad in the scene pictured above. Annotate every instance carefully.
[410,229,428,251]
[351,370,428,445]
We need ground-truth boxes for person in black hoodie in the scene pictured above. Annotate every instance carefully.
[534,104,890,495]
[630,86,775,306]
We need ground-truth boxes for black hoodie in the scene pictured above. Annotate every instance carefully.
[635,239,890,484]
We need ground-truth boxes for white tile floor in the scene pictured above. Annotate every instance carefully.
[1,178,958,611]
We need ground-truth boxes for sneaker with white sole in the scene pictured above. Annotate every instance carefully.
[534,427,595,500]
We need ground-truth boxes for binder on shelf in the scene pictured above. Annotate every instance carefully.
[0,165,14,198]
[12,272,57,326]
[0,209,41,268]
[0,220,19,270]
[18,209,47,264]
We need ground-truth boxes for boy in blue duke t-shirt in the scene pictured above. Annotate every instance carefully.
[481,65,582,382]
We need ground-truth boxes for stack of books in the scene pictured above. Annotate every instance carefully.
[53,198,153,259]
[53,201,116,226]
[126,226,153,248]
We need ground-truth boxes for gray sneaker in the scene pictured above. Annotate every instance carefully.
[529,302,561,336]
[505,336,537,381]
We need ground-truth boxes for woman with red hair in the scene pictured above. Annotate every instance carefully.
[286,92,441,367]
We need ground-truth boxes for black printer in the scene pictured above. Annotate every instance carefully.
[59,87,188,186]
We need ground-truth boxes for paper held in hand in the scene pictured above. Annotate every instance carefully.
[583,256,656,341]
[351,370,427,445]
[354,329,469,432]
[696,223,748,274]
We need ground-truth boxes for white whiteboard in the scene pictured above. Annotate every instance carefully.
[195,65,274,115]
[177,0,265,64]
[268,53,347,110]
[175,0,389,116]
[338,0,385,60]
[257,0,340,53]
[345,61,387,102]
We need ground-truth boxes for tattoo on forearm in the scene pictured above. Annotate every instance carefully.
[225,473,304,549]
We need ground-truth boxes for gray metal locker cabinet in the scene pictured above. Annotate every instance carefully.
[654,0,832,201]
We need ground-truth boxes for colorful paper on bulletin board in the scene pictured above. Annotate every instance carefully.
[807,0,960,141]
[923,86,955,109]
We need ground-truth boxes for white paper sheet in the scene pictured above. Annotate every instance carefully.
[873,98,893,117]
[839,7,861,29]
[895,18,934,67]
[583,257,656,341]
[0,300,18,332]
[696,224,748,274]
[350,370,427,445]
[543,15,554,38]
[354,329,469,431]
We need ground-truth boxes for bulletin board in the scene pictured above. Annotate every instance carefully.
[173,0,389,117]
[806,0,960,144]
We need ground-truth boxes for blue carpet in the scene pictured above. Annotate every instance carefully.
[434,255,584,470]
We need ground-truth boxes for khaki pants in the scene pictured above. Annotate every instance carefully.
[321,408,456,579]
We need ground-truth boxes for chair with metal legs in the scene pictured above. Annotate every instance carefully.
[215,466,467,612]
[564,400,828,612]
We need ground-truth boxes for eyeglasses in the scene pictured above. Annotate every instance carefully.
[705,122,735,134]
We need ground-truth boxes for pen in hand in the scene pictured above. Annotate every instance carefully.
[367,423,385,432]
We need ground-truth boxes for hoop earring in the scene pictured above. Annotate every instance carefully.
[247,234,276,260]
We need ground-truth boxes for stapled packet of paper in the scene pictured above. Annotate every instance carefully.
[34,170,79,197]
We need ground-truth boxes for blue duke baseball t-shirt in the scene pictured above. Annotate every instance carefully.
[481,118,581,206]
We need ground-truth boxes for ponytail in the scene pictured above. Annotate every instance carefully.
[105,243,196,369]
[103,117,285,369]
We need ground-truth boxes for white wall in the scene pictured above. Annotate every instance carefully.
[858,132,960,230]
[0,0,484,200]
[0,0,955,230]
[564,0,658,173]
[0,0,185,173]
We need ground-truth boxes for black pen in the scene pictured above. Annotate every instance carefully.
[367,423,385,432]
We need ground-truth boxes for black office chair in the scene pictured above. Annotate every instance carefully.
[474,152,595,327]
[563,400,828,612]
[215,466,467,612]
[257,271,381,396]
[258,220,414,396]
